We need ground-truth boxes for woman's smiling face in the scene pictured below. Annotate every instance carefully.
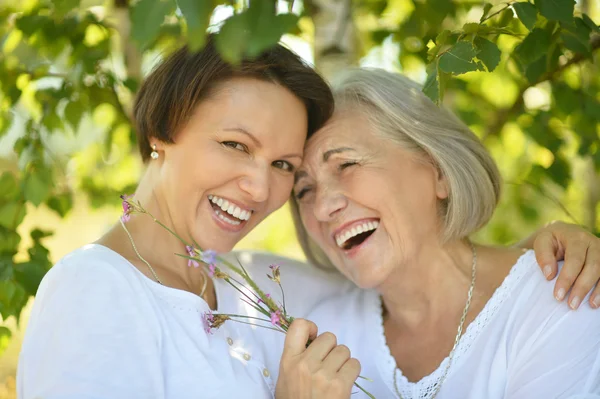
[154,77,308,253]
[294,110,449,288]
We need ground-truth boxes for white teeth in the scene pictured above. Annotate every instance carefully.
[221,200,230,212]
[215,209,241,225]
[209,195,252,222]
[334,221,379,248]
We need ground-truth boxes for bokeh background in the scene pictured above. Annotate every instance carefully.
[0,0,599,397]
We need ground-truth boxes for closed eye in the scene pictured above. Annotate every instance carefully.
[294,186,312,200]
[273,160,295,172]
[339,161,358,170]
[221,141,248,152]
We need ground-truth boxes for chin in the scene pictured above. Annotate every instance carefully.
[336,261,389,290]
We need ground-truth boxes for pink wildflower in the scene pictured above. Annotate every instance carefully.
[185,246,200,268]
[120,194,133,223]
[270,310,281,326]
[258,293,271,305]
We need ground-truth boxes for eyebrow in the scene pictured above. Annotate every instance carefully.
[294,147,357,185]
[323,147,356,162]
[224,127,261,147]
[224,127,303,160]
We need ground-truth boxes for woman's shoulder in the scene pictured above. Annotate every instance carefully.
[37,244,147,305]
[502,250,600,341]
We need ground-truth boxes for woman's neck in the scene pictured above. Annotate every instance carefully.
[101,169,211,299]
[378,240,475,330]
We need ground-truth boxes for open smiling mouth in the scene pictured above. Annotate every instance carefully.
[208,195,252,226]
[335,220,379,251]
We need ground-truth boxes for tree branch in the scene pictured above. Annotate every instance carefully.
[482,34,600,141]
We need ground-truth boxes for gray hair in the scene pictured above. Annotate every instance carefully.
[290,68,502,270]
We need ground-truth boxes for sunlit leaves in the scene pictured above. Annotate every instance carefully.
[474,37,501,72]
[177,0,215,51]
[513,2,538,31]
[514,28,552,65]
[216,2,298,63]
[130,0,175,49]
[534,0,575,23]
[439,41,479,75]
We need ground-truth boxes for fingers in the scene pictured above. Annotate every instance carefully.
[283,319,318,357]
[533,231,560,280]
[554,235,588,303]
[566,245,600,309]
[338,357,361,387]
[589,284,600,309]
[320,344,351,374]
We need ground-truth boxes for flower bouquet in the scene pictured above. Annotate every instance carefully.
[121,195,374,398]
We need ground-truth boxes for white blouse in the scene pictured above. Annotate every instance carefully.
[273,250,600,399]
[17,244,288,399]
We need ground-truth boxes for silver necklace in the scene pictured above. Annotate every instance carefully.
[120,218,208,298]
[392,241,477,399]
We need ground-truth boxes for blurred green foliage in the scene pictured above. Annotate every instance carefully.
[0,0,598,341]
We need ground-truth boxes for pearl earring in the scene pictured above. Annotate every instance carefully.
[150,144,159,160]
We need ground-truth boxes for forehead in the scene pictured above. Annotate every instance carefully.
[304,110,373,158]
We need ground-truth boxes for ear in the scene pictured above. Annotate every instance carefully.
[434,165,449,200]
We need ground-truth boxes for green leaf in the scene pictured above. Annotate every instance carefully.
[552,83,580,115]
[0,327,11,357]
[0,256,14,281]
[514,28,551,65]
[561,32,590,55]
[547,154,571,188]
[215,13,251,64]
[64,101,84,130]
[513,2,538,31]
[247,13,298,57]
[582,14,599,33]
[53,0,80,17]
[14,261,48,295]
[525,55,547,83]
[0,228,20,256]
[534,0,574,23]
[474,37,501,72]
[0,202,26,229]
[496,8,514,27]
[423,63,440,103]
[23,168,53,207]
[480,3,494,22]
[560,18,592,55]
[177,0,214,51]
[438,41,479,75]
[47,192,74,218]
[130,0,175,49]
[0,172,20,200]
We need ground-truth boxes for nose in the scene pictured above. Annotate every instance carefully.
[238,163,270,203]
[313,185,348,222]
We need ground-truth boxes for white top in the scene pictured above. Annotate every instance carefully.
[285,250,600,399]
[16,245,303,399]
[18,246,600,399]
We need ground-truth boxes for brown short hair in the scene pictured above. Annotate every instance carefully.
[133,35,334,162]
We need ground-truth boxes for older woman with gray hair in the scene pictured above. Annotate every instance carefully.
[282,69,600,398]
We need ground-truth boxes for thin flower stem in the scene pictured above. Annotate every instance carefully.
[354,381,376,399]
[279,283,286,314]
[240,298,271,317]
[229,319,287,334]
[224,314,274,323]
